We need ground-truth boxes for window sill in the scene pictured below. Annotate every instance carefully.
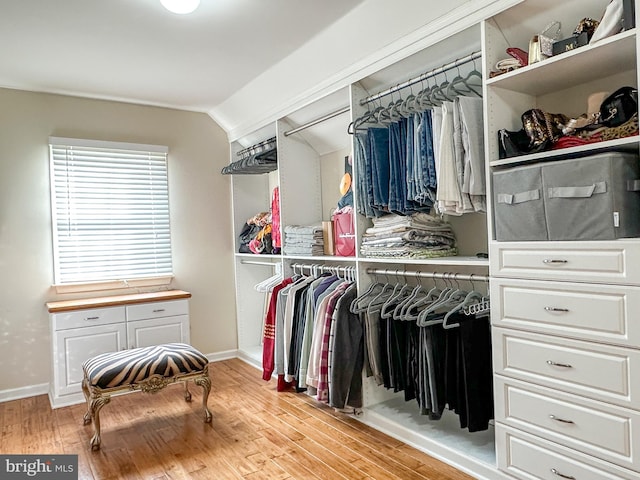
[52,276,174,295]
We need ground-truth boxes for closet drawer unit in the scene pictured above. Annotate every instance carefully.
[493,327,640,408]
[489,240,640,285]
[52,306,126,331]
[494,376,640,472]
[491,277,640,347]
[496,424,639,480]
[126,299,188,321]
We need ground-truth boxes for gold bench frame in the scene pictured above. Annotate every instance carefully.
[82,365,212,450]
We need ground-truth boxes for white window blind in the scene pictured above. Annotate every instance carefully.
[49,137,173,285]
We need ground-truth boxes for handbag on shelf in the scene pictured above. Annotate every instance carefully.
[332,206,356,257]
[599,86,638,127]
[539,20,562,57]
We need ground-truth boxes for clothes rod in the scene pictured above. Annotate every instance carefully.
[366,268,488,283]
[283,106,350,137]
[240,259,279,267]
[360,51,482,106]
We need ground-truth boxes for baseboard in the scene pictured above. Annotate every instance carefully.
[0,383,49,403]
[206,349,239,363]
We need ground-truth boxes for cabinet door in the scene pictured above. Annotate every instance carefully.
[54,323,126,396]
[126,315,189,349]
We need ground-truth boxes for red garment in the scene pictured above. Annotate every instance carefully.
[262,277,293,381]
[271,187,281,249]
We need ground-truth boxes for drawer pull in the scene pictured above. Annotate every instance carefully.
[85,316,100,321]
[544,307,569,313]
[549,414,574,424]
[152,309,166,313]
[551,468,576,480]
[543,259,568,264]
[547,360,572,368]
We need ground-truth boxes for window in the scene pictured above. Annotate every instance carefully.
[49,137,173,286]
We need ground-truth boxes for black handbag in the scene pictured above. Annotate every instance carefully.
[498,128,533,159]
[600,86,638,127]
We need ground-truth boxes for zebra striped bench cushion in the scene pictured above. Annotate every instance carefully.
[83,343,209,389]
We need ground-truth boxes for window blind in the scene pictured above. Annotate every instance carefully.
[49,137,173,285]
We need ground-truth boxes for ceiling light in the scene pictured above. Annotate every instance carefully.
[161,0,200,14]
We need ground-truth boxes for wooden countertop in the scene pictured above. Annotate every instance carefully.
[46,290,191,313]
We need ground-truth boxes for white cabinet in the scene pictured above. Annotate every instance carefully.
[53,321,127,397]
[485,0,640,478]
[47,291,191,408]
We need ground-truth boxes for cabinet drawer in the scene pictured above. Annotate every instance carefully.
[52,306,125,331]
[493,327,640,408]
[126,299,188,321]
[490,240,640,285]
[495,376,640,472]
[491,277,640,347]
[496,424,639,480]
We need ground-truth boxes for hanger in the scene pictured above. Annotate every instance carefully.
[442,275,485,329]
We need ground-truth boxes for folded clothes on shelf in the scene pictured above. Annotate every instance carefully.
[360,212,457,259]
[283,224,324,256]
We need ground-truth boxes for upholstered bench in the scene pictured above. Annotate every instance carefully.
[81,343,212,450]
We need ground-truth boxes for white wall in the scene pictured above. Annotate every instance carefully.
[0,88,236,394]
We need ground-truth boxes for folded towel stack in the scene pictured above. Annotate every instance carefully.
[283,224,324,256]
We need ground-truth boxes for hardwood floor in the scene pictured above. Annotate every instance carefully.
[0,359,474,479]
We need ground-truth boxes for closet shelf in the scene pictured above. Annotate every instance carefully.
[283,254,356,263]
[359,256,490,267]
[490,135,640,168]
[486,29,636,96]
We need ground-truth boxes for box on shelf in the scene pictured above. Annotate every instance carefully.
[552,31,589,56]
[493,152,640,241]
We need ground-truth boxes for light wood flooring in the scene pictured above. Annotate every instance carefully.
[0,358,474,479]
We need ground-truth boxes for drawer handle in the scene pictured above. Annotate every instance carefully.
[551,468,576,480]
[547,360,573,368]
[549,414,574,424]
[544,307,569,313]
[152,309,166,313]
[85,316,100,321]
[543,259,568,264]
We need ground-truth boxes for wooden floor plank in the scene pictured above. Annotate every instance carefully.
[3,358,475,480]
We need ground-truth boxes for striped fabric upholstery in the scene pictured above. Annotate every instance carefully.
[83,343,208,389]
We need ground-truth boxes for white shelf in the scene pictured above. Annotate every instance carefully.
[358,256,489,267]
[284,255,356,262]
[486,29,637,96]
[490,135,640,168]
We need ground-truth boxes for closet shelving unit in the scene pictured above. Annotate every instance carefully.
[485,0,640,479]
[227,17,513,479]
[227,0,640,476]
[232,87,356,366]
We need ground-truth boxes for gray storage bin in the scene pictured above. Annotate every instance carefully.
[543,152,640,241]
[493,163,548,241]
[492,152,640,242]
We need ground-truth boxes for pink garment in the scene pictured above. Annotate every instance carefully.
[271,186,281,249]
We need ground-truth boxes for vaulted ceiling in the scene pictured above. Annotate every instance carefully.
[0,0,365,113]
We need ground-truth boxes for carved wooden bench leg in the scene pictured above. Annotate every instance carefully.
[88,390,111,451]
[183,380,192,402]
[82,378,92,425]
[194,368,212,423]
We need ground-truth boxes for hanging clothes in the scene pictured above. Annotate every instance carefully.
[358,278,494,432]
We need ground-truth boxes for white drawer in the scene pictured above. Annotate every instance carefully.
[491,277,640,347]
[126,299,188,321]
[493,327,640,408]
[495,376,640,472]
[490,240,640,285]
[496,424,639,480]
[51,306,125,331]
